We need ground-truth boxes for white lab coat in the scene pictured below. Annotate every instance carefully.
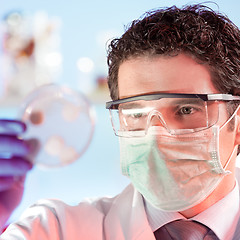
[2,168,240,240]
[0,184,155,240]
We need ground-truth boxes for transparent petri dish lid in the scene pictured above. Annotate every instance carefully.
[18,84,95,168]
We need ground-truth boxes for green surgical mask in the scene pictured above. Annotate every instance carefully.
[120,125,231,212]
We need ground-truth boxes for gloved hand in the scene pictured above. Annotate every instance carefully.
[0,119,35,228]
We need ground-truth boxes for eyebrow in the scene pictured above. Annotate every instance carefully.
[119,98,205,108]
[167,98,205,106]
[119,102,146,109]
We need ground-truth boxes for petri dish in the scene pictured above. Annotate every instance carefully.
[18,84,95,168]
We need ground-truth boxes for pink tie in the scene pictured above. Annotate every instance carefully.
[154,220,219,240]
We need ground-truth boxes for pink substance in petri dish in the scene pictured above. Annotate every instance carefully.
[29,111,44,125]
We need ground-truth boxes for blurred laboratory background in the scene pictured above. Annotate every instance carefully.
[0,0,240,223]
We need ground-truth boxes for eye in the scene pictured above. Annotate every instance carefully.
[121,108,149,119]
[177,106,194,115]
[132,112,143,118]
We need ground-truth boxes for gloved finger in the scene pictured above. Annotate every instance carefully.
[25,138,40,159]
[0,135,30,157]
[0,157,32,176]
[0,175,25,192]
[0,119,26,135]
[0,176,15,191]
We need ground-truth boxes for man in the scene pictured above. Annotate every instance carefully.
[1,4,240,239]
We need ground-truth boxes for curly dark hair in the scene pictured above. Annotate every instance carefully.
[107,4,240,101]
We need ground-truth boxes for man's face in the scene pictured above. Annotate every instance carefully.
[118,53,240,216]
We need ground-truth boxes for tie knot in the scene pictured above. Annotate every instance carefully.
[154,220,219,239]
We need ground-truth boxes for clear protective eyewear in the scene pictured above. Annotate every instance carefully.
[106,93,240,137]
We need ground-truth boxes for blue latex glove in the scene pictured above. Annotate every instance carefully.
[0,120,35,228]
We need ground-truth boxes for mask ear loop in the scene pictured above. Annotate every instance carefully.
[220,105,240,131]
[219,104,240,172]
[223,145,238,173]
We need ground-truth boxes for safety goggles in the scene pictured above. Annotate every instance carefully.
[106,93,240,137]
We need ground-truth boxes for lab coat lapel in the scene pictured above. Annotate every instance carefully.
[104,185,155,240]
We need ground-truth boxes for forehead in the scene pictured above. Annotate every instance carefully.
[118,54,219,99]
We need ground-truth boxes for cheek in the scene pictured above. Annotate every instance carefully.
[217,104,238,168]
[219,124,236,168]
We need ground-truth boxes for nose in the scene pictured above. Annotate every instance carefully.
[147,110,167,129]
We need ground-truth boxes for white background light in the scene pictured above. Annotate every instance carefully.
[77,57,94,73]
[45,52,62,67]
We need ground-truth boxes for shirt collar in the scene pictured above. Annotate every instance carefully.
[144,198,184,232]
[193,180,239,240]
[144,180,240,240]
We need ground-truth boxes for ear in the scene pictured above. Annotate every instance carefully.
[234,107,240,146]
